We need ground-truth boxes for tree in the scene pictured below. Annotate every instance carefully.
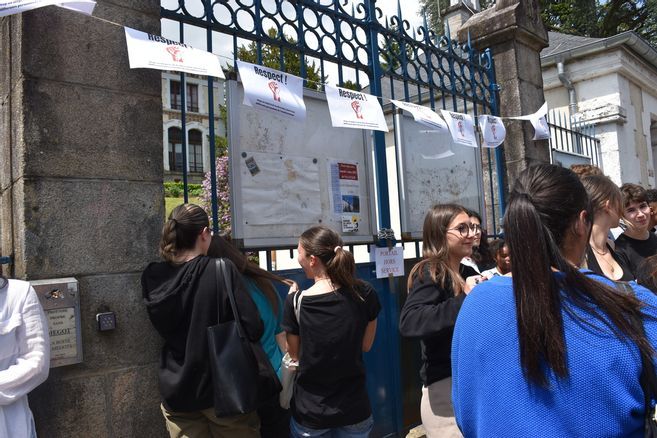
[237,28,327,90]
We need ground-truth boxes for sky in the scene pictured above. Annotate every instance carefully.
[160,0,425,84]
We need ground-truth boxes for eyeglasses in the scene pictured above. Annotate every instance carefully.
[625,202,651,218]
[447,223,481,237]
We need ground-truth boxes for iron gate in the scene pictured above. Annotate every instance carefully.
[160,1,502,435]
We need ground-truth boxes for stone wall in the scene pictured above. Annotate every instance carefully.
[0,2,167,436]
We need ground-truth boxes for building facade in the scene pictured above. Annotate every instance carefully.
[161,72,226,183]
[542,31,657,186]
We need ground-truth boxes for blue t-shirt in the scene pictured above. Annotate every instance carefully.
[452,272,657,438]
[243,276,283,376]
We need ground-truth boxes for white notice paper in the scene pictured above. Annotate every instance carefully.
[328,160,362,232]
[478,115,506,148]
[325,85,388,132]
[509,102,550,140]
[124,27,225,79]
[390,100,448,132]
[237,60,306,121]
[440,110,478,148]
[372,245,404,279]
[0,0,95,16]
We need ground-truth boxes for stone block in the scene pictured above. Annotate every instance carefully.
[22,78,163,181]
[0,97,10,192]
[109,365,167,437]
[0,16,10,101]
[96,0,161,18]
[31,371,112,438]
[74,272,162,372]
[22,7,160,96]
[20,178,163,279]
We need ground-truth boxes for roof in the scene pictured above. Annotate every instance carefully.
[540,31,657,72]
[542,32,603,57]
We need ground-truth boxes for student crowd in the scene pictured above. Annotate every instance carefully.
[5,162,657,438]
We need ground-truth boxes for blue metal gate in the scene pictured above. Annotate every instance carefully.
[161,1,502,435]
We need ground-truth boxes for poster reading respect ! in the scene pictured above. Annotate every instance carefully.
[390,100,448,132]
[478,115,506,148]
[0,0,95,17]
[440,110,478,148]
[125,27,225,79]
[236,60,306,121]
[325,85,388,132]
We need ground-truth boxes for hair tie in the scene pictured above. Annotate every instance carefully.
[334,246,342,253]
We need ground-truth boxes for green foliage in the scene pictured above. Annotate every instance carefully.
[341,80,361,91]
[164,181,203,198]
[214,135,229,157]
[237,28,327,90]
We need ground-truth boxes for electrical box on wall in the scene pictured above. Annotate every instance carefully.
[32,278,83,368]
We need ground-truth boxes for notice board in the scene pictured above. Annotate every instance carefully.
[395,112,484,240]
[227,80,377,248]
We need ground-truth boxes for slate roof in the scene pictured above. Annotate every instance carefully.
[541,31,603,57]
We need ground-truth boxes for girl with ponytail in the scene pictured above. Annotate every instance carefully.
[282,226,380,438]
[452,164,657,437]
[142,204,264,437]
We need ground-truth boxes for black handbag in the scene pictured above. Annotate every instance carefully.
[207,259,282,417]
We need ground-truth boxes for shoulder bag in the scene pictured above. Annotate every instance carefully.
[279,289,304,409]
[207,258,282,417]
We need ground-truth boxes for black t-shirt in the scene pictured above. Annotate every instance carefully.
[281,283,380,429]
[585,244,634,282]
[615,233,657,277]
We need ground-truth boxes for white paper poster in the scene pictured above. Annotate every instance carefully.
[0,0,95,16]
[124,27,225,79]
[390,100,448,132]
[440,110,478,148]
[236,60,306,121]
[478,115,506,148]
[325,85,388,132]
[328,160,362,232]
[509,102,550,140]
[371,245,405,279]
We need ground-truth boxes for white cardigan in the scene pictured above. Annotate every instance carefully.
[0,280,50,438]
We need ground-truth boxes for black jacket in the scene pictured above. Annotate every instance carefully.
[399,266,466,386]
[142,256,263,412]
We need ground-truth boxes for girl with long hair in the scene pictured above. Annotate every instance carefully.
[460,209,494,275]
[581,174,633,281]
[141,204,263,438]
[282,226,380,438]
[399,204,484,437]
[206,234,293,438]
[452,164,657,437]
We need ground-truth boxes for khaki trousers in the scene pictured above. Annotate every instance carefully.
[160,404,260,438]
[420,377,463,438]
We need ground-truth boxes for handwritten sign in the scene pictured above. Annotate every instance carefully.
[373,245,404,279]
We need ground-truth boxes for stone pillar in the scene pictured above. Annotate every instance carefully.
[0,2,166,436]
[459,0,550,190]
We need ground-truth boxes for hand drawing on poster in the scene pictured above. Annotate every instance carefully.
[328,160,362,233]
[241,152,321,225]
[324,85,388,132]
[478,115,506,148]
[440,110,478,148]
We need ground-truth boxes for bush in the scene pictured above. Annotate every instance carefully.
[164,181,203,198]
[201,156,231,232]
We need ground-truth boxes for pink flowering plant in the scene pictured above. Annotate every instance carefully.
[201,155,232,233]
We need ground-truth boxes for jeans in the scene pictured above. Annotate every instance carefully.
[290,415,374,438]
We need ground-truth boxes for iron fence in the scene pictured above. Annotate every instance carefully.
[547,109,602,169]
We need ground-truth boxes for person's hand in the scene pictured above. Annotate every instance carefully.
[464,275,487,294]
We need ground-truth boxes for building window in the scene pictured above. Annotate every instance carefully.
[169,81,199,112]
[188,130,203,172]
[168,127,183,171]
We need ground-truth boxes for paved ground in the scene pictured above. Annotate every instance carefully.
[406,425,427,438]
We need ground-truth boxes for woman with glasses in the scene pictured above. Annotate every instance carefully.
[399,204,484,438]
[580,175,633,281]
[452,165,657,437]
[616,183,657,277]
[460,210,494,275]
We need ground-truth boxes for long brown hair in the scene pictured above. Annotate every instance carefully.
[581,174,622,217]
[299,226,365,299]
[506,164,653,386]
[160,204,209,263]
[207,235,292,316]
[407,204,468,295]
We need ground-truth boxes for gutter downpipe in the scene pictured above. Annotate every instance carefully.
[557,61,577,117]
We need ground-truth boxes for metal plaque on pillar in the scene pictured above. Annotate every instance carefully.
[32,278,83,368]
